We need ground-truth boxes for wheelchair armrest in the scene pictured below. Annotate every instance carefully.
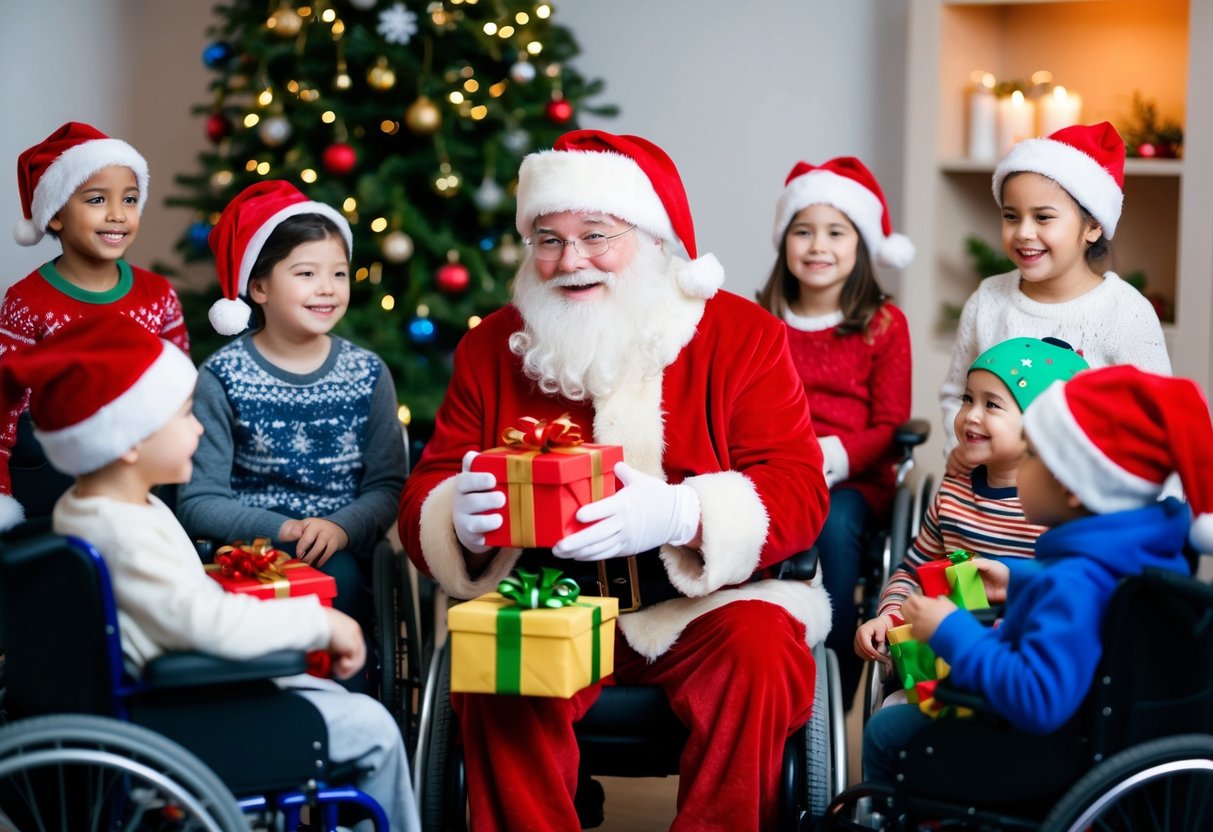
[143,649,309,689]
[894,418,931,450]
[776,548,819,581]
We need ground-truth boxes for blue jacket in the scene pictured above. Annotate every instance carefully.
[930,498,1192,734]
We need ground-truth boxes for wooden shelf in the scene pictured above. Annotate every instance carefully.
[939,157,1185,177]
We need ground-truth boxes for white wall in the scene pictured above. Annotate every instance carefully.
[2,0,908,302]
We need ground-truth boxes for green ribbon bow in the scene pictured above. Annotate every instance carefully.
[948,549,974,565]
[493,567,600,696]
[497,567,581,609]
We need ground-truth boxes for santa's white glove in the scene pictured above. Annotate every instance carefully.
[452,450,504,555]
[551,462,701,562]
[818,435,849,489]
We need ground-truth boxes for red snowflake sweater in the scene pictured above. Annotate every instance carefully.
[0,259,190,520]
[783,301,911,517]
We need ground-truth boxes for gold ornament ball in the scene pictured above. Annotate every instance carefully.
[269,8,303,37]
[368,59,396,91]
[381,231,415,263]
[405,96,442,134]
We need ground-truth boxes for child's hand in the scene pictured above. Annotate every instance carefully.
[944,446,973,478]
[279,518,349,567]
[901,594,957,642]
[855,614,897,665]
[972,558,1011,604]
[323,608,366,680]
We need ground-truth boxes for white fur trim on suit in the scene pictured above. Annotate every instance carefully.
[618,580,832,661]
[993,138,1124,238]
[661,470,769,597]
[35,343,195,476]
[1024,381,1162,513]
[20,138,150,247]
[417,475,523,600]
[515,149,676,245]
[0,494,24,533]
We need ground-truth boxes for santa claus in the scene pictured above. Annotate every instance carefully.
[399,130,831,830]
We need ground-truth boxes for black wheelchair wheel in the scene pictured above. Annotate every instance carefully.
[884,481,914,586]
[1041,733,1213,832]
[416,639,466,831]
[0,713,247,831]
[373,542,401,730]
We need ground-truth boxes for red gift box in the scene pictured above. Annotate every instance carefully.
[471,415,624,549]
[205,550,337,606]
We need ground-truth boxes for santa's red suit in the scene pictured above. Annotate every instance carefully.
[400,283,832,830]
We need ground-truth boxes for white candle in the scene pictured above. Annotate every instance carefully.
[968,72,998,161]
[1039,85,1083,138]
[997,90,1036,155]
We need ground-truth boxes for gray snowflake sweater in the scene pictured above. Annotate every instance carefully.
[177,333,406,553]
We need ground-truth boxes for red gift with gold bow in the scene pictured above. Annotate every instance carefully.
[470,415,624,549]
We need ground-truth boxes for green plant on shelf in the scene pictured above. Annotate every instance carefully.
[941,236,1014,326]
[1121,92,1183,159]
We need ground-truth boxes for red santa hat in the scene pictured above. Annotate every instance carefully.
[514,129,725,299]
[1023,365,1213,553]
[14,121,150,247]
[0,312,197,531]
[772,157,915,269]
[207,179,353,335]
[993,121,1125,239]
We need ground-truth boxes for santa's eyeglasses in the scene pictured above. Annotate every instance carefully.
[525,225,636,261]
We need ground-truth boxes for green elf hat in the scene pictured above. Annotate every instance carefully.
[969,337,1090,412]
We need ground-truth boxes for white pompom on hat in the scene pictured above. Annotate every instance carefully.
[992,121,1126,238]
[0,312,197,528]
[207,180,353,335]
[1023,365,1213,553]
[14,122,149,247]
[515,129,725,300]
[772,156,915,269]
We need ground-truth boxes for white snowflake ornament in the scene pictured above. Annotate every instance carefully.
[378,3,418,45]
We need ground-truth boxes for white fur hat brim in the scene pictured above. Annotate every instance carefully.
[35,343,197,476]
[993,138,1124,239]
[17,138,150,247]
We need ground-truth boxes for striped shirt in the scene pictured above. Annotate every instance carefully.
[877,466,1047,618]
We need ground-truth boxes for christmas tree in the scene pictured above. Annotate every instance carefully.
[168,0,614,439]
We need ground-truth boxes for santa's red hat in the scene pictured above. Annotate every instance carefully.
[514,129,724,299]
[14,122,150,247]
[0,312,196,531]
[772,157,915,269]
[1023,365,1213,553]
[993,121,1125,238]
[207,180,353,335]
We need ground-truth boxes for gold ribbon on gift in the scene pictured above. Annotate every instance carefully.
[209,538,294,598]
[492,414,606,548]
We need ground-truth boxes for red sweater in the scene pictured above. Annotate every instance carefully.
[783,302,911,516]
[0,259,190,500]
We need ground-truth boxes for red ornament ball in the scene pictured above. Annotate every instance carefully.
[205,113,231,144]
[436,261,471,294]
[1137,142,1157,158]
[545,98,574,124]
[322,143,358,175]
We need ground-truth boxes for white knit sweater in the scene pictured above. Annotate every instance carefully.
[939,270,1171,451]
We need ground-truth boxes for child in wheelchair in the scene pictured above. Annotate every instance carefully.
[176,181,407,693]
[0,312,419,831]
[856,337,1088,681]
[863,364,1210,783]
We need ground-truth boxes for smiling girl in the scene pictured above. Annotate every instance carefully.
[938,122,1171,475]
[757,156,914,708]
[177,181,405,691]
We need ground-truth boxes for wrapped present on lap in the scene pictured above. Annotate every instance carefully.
[471,414,623,549]
[449,567,619,698]
[205,538,337,677]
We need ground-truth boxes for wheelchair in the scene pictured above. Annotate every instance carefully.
[819,565,1213,831]
[0,528,392,830]
[410,547,848,831]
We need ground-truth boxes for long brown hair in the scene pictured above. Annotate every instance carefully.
[756,218,889,337]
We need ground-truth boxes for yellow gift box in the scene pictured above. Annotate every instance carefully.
[448,592,618,698]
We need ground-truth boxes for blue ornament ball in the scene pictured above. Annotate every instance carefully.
[478,234,495,252]
[187,220,212,250]
[408,316,437,345]
[202,41,235,69]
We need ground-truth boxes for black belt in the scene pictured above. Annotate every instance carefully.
[514,549,682,613]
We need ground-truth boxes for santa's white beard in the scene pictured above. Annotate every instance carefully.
[510,241,680,401]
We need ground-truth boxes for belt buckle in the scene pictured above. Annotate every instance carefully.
[597,556,641,613]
